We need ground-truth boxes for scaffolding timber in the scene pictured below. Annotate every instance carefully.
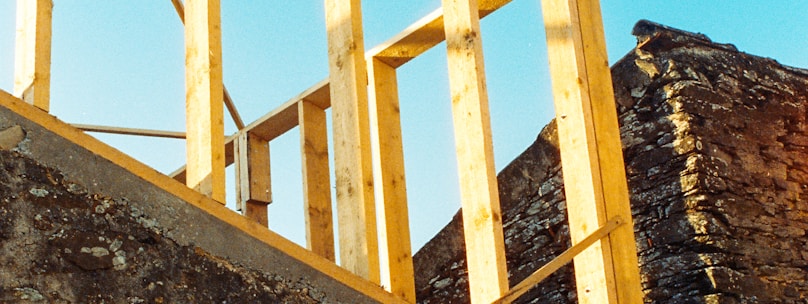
[8,0,642,303]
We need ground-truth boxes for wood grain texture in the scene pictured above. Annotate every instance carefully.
[14,0,52,112]
[540,0,643,302]
[324,0,380,283]
[368,57,415,302]
[184,0,225,203]
[442,0,509,302]
[299,100,336,262]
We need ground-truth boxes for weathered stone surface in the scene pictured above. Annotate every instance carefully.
[0,150,324,303]
[414,20,808,303]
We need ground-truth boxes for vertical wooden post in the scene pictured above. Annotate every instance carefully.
[299,100,336,262]
[184,0,226,203]
[442,0,508,303]
[324,0,380,283]
[368,57,416,302]
[13,0,52,112]
[540,0,643,303]
[235,131,271,227]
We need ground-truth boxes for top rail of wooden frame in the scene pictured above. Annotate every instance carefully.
[369,0,511,68]
[170,0,512,182]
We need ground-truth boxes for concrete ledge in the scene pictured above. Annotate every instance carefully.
[0,90,404,303]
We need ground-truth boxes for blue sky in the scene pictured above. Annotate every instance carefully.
[1,1,806,254]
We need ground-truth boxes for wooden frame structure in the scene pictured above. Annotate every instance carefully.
[13,0,52,111]
[9,0,643,303]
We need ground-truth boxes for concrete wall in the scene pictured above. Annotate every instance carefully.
[0,96,385,302]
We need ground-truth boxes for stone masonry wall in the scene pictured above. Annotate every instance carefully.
[0,148,325,303]
[413,21,808,303]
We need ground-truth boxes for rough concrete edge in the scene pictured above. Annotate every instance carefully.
[0,90,405,304]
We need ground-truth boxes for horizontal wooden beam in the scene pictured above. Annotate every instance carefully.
[368,0,512,68]
[169,0,515,182]
[169,81,329,182]
[73,124,186,139]
[493,216,624,304]
[245,80,331,142]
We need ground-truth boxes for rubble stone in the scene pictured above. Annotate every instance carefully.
[414,20,808,303]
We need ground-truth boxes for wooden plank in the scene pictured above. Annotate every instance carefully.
[171,0,244,130]
[223,87,246,129]
[243,201,268,228]
[368,57,415,302]
[576,1,644,302]
[494,217,624,304]
[169,135,233,184]
[367,9,444,68]
[298,100,336,262]
[72,124,186,139]
[540,0,643,303]
[13,0,52,112]
[368,0,513,68]
[0,90,407,304]
[168,81,329,182]
[184,0,225,203]
[246,98,299,142]
[170,0,185,23]
[169,0,515,180]
[170,0,519,188]
[441,0,508,303]
[242,80,331,143]
[324,0,380,283]
[234,131,271,227]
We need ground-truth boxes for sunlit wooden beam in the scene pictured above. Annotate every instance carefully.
[324,0,380,283]
[171,0,245,129]
[442,0,509,303]
[170,0,516,181]
[540,0,643,303]
[235,131,271,227]
[13,0,52,112]
[184,0,225,203]
[368,0,513,68]
[494,217,625,303]
[299,100,336,262]
[169,81,330,182]
[368,57,415,302]
[73,124,186,139]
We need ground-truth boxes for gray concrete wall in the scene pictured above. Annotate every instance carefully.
[0,98,383,303]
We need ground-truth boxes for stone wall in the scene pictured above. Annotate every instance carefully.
[413,21,808,303]
[0,149,323,303]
